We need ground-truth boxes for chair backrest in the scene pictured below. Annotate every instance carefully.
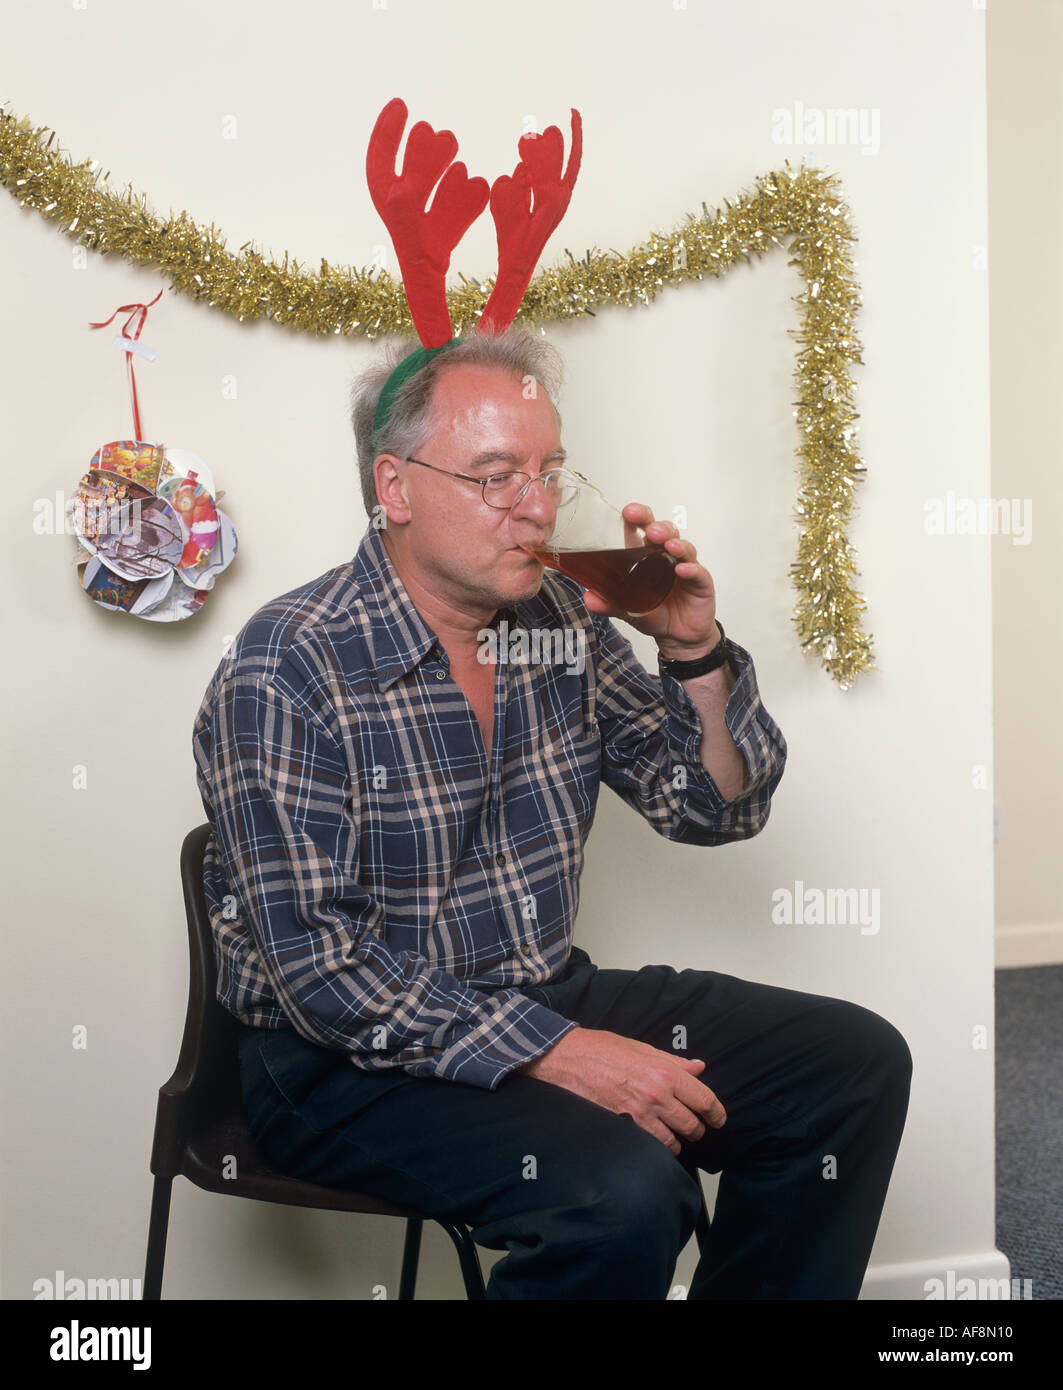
[150,822,242,1177]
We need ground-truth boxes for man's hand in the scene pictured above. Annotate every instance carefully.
[580,504,721,660]
[519,1027,726,1157]
[584,504,746,797]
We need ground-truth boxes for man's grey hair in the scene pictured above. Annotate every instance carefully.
[349,328,564,518]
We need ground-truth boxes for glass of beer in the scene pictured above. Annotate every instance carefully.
[516,471,677,616]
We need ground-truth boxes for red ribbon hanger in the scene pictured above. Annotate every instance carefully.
[89,288,163,441]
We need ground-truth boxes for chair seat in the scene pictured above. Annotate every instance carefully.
[180,1110,423,1219]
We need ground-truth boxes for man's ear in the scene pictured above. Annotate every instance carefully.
[373,455,412,525]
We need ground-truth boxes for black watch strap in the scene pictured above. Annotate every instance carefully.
[658,621,735,679]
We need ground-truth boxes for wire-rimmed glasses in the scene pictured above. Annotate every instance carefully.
[405,458,585,511]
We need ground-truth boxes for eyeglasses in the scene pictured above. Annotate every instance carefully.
[405,458,585,511]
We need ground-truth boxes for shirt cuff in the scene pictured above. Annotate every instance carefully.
[431,993,580,1091]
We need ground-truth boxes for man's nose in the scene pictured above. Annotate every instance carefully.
[512,475,559,524]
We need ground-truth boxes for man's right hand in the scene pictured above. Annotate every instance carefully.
[518,1027,726,1157]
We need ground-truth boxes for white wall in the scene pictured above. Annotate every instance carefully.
[988,0,1063,969]
[1,0,1015,1300]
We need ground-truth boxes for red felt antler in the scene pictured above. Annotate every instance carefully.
[366,98,490,349]
[478,110,583,336]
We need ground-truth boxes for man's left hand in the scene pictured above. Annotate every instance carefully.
[579,503,722,661]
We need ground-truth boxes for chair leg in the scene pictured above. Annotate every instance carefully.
[398,1218,423,1300]
[143,1175,174,1300]
[436,1219,486,1299]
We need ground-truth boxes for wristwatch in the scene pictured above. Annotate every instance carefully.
[658,621,737,679]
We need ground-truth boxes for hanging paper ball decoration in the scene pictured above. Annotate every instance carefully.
[70,440,237,621]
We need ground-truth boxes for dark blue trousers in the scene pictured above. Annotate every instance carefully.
[236,949,912,1299]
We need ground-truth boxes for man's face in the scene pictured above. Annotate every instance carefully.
[378,362,564,613]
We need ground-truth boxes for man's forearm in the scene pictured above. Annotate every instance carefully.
[658,627,747,802]
[682,663,746,800]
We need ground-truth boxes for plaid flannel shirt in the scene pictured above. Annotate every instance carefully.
[192,524,787,1090]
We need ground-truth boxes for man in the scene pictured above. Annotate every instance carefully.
[193,327,912,1299]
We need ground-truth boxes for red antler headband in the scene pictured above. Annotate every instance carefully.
[368,97,582,447]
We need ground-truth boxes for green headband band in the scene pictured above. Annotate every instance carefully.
[372,338,466,452]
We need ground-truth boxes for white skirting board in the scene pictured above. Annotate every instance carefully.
[995,922,1063,969]
[860,1249,1029,1301]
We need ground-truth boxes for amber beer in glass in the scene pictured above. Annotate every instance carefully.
[520,474,677,617]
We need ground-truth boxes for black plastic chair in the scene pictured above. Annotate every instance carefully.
[143,823,487,1299]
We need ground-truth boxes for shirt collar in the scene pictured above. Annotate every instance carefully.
[352,525,519,691]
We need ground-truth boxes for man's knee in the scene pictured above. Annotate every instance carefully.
[503,1107,702,1239]
[479,1126,703,1298]
[821,999,913,1100]
[567,1121,704,1245]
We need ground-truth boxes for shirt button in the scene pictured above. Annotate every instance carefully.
[519,944,534,956]
[495,852,506,867]
[435,669,446,681]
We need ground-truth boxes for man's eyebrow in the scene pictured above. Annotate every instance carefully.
[466,449,567,471]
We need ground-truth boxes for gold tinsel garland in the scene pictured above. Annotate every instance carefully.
[0,107,872,686]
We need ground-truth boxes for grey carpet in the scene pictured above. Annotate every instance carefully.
[994,963,1063,1300]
